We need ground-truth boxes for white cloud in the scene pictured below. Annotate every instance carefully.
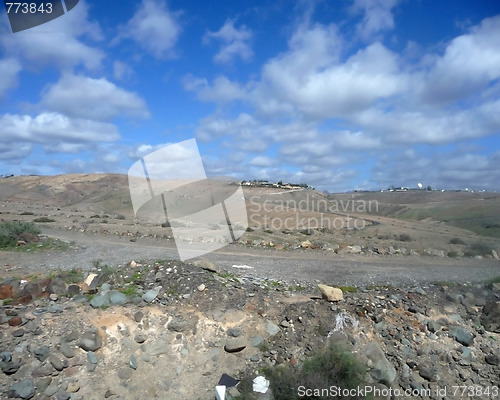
[113,61,134,81]
[351,0,399,41]
[203,20,253,64]
[119,0,181,59]
[183,75,247,103]
[0,58,21,98]
[0,0,104,70]
[40,74,150,121]
[419,15,500,106]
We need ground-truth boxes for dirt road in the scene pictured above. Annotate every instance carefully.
[1,227,499,286]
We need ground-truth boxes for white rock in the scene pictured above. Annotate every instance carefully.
[253,376,270,393]
[317,284,343,301]
[197,284,206,292]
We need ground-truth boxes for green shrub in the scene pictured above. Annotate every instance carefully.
[240,341,367,400]
[449,237,466,245]
[19,211,34,216]
[447,251,459,258]
[0,221,41,248]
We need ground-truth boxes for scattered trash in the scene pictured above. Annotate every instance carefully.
[215,385,226,400]
[328,311,359,337]
[253,376,270,393]
[232,264,254,269]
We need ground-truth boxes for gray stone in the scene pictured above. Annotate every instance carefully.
[46,276,67,295]
[36,377,52,393]
[265,321,280,337]
[224,337,246,353]
[134,311,144,322]
[142,289,159,303]
[49,353,67,371]
[193,259,217,272]
[146,340,169,356]
[87,351,98,364]
[168,318,189,332]
[117,367,133,380]
[419,367,438,382]
[90,294,110,308]
[485,352,500,366]
[45,383,59,396]
[80,329,102,351]
[8,378,35,399]
[60,342,75,358]
[109,290,128,305]
[481,301,500,333]
[227,328,241,337]
[449,327,474,346]
[55,390,71,400]
[427,320,442,333]
[134,334,147,344]
[365,342,396,385]
[129,355,138,370]
[12,328,25,337]
[250,336,264,347]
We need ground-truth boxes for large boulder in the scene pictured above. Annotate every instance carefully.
[317,284,343,302]
[481,301,500,333]
[365,342,396,385]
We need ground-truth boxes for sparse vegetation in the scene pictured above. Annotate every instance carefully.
[450,237,466,245]
[19,211,34,215]
[464,241,493,257]
[398,233,412,242]
[240,341,367,399]
[33,217,55,223]
[0,220,41,248]
[338,285,358,293]
[447,251,459,258]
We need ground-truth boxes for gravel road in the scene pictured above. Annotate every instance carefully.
[1,227,499,286]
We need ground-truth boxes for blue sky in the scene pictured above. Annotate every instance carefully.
[1,0,500,192]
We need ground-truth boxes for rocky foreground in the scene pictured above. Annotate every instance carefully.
[0,259,499,399]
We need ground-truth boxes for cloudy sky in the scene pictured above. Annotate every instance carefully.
[1,0,499,192]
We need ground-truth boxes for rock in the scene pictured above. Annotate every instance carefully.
[301,240,313,248]
[90,294,109,308]
[12,328,25,337]
[8,378,35,399]
[224,337,246,353]
[365,342,397,385]
[129,355,138,369]
[481,301,500,333]
[21,282,41,298]
[109,290,128,305]
[492,249,499,260]
[197,284,206,292]
[49,353,67,371]
[419,367,438,382]
[427,320,442,333]
[146,340,169,356]
[55,390,71,400]
[317,284,343,301]
[34,346,50,362]
[485,352,500,366]
[8,316,23,326]
[228,328,241,337]
[67,382,80,393]
[134,334,147,344]
[118,367,133,380]
[167,318,189,332]
[250,336,264,347]
[142,289,159,303]
[87,351,98,364]
[49,293,58,301]
[265,321,280,337]
[60,342,75,358]
[133,311,144,322]
[193,259,217,272]
[80,329,102,352]
[0,283,14,299]
[67,284,81,296]
[449,327,474,346]
[46,276,67,295]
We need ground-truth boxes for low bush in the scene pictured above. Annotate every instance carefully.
[0,221,41,248]
[33,217,55,223]
[464,241,493,257]
[398,233,412,242]
[239,341,368,399]
[449,237,466,245]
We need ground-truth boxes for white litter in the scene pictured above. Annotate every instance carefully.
[328,311,359,337]
[253,376,270,393]
[232,264,254,269]
[215,385,226,400]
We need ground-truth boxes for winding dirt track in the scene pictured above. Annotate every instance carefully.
[1,227,499,287]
